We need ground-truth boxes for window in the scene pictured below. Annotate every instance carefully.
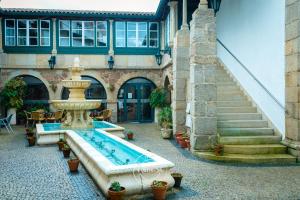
[165,14,170,47]
[127,22,147,47]
[5,19,15,46]
[96,21,107,47]
[72,21,94,47]
[17,19,38,46]
[116,22,125,47]
[59,20,70,46]
[40,20,50,46]
[149,22,159,48]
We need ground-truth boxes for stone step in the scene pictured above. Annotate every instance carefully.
[217,85,240,92]
[217,113,262,121]
[217,101,252,107]
[218,120,268,128]
[217,90,243,95]
[216,82,236,86]
[194,152,296,164]
[219,127,274,136]
[216,76,232,82]
[219,135,281,145]
[217,94,247,101]
[223,144,287,155]
[217,107,257,113]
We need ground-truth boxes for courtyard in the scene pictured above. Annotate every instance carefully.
[1,123,300,200]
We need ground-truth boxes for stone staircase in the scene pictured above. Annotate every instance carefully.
[195,66,296,164]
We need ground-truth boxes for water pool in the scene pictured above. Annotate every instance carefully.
[77,129,153,165]
[42,121,116,131]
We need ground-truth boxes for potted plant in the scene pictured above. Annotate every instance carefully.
[151,180,168,200]
[185,138,191,151]
[62,144,71,158]
[171,173,183,188]
[179,133,189,148]
[0,77,27,125]
[108,181,126,200]
[175,131,183,144]
[149,88,168,123]
[158,106,173,139]
[27,136,36,146]
[57,138,65,151]
[126,130,134,140]
[67,157,80,172]
[214,144,224,156]
[26,128,34,137]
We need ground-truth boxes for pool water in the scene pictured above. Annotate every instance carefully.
[43,121,114,131]
[42,122,154,165]
[77,129,154,165]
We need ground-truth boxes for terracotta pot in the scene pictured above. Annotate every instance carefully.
[27,136,35,146]
[151,181,168,200]
[127,133,133,140]
[57,141,65,151]
[68,158,79,172]
[214,145,224,156]
[63,148,71,158]
[171,173,183,188]
[179,138,188,148]
[108,187,126,200]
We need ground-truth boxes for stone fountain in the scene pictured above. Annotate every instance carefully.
[52,58,101,128]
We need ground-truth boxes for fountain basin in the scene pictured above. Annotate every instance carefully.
[61,80,91,89]
[51,100,101,110]
[35,125,175,196]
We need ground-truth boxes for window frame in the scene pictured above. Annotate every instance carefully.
[4,19,16,46]
[17,19,39,47]
[59,20,71,47]
[40,20,51,47]
[71,20,95,47]
[126,21,148,48]
[148,22,159,48]
[96,21,108,47]
[115,21,126,48]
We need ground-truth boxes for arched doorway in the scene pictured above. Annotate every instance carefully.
[117,78,156,123]
[164,76,171,105]
[19,75,50,109]
[61,75,107,110]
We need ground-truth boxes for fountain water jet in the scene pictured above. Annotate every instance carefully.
[52,57,101,128]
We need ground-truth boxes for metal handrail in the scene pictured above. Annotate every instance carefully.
[217,38,285,110]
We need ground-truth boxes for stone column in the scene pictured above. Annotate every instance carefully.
[189,0,217,151]
[181,0,188,29]
[168,1,178,48]
[106,101,117,123]
[283,0,300,161]
[171,0,190,134]
[109,20,114,56]
[51,18,57,55]
[0,17,3,53]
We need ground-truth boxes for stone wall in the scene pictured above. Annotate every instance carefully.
[283,0,300,161]
[189,2,218,151]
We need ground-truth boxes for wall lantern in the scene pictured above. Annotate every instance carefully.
[108,55,114,70]
[48,55,56,70]
[155,47,172,66]
[210,0,222,16]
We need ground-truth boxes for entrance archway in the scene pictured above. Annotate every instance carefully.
[61,75,107,110]
[117,77,156,123]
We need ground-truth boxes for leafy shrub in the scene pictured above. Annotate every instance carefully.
[149,88,167,108]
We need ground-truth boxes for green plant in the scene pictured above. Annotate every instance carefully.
[126,130,133,134]
[149,88,167,108]
[110,182,122,192]
[0,77,27,109]
[63,144,70,150]
[158,106,172,128]
[152,180,167,188]
[59,138,65,142]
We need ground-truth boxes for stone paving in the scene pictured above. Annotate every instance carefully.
[1,124,300,200]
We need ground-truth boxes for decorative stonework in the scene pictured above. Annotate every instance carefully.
[283,0,300,161]
[189,2,217,151]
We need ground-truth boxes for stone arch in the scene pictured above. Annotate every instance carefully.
[6,70,54,101]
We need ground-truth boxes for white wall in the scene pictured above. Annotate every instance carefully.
[216,0,285,135]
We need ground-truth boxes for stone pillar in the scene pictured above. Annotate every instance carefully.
[283,0,300,161]
[109,20,114,56]
[171,0,190,134]
[189,0,217,151]
[168,1,178,48]
[0,17,3,53]
[107,101,117,123]
[51,18,57,55]
[181,0,188,29]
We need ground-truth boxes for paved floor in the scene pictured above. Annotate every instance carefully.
[1,124,300,200]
